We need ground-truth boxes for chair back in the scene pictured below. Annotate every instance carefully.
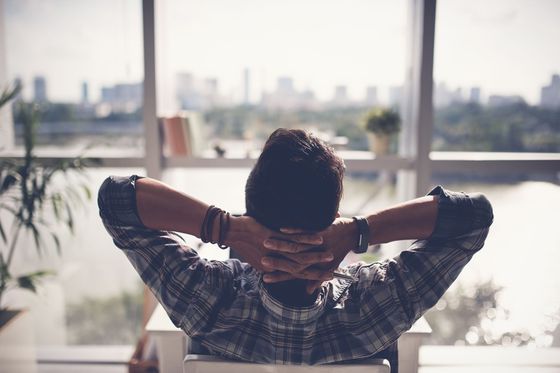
[184,354,390,373]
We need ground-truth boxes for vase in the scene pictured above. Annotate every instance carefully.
[367,133,390,156]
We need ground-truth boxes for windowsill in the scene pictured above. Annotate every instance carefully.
[420,345,560,368]
[1,150,558,173]
[2,148,559,160]
[0,148,146,168]
[37,345,134,365]
[0,147,144,159]
[431,151,560,161]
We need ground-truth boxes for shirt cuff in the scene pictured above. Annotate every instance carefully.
[98,175,145,227]
[427,185,493,239]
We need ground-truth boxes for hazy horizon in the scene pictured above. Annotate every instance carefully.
[4,0,560,106]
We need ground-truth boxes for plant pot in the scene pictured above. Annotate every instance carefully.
[367,133,390,156]
[0,309,37,373]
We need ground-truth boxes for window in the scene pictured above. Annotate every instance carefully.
[2,168,145,346]
[2,0,144,156]
[424,173,560,348]
[429,1,560,347]
[432,0,560,152]
[156,0,407,154]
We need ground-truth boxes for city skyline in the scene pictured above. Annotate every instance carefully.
[24,71,560,113]
[3,0,560,106]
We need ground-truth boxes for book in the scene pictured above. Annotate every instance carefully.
[161,112,206,157]
[179,110,204,157]
[161,116,189,156]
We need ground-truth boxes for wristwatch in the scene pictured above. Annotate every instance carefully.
[352,216,370,254]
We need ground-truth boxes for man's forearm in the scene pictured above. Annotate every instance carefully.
[135,177,211,236]
[365,187,494,245]
[135,177,259,249]
[131,177,328,275]
[366,195,439,244]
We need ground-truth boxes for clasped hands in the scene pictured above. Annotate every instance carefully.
[227,215,355,294]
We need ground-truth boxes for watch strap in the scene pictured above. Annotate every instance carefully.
[352,216,369,254]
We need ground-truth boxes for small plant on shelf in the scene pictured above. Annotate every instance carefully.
[362,107,401,155]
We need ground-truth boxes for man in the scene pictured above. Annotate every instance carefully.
[98,128,493,370]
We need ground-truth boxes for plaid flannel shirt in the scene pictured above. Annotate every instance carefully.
[98,175,493,369]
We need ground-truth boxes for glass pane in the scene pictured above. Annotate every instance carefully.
[433,0,560,152]
[424,173,560,348]
[2,0,144,156]
[1,168,145,346]
[156,0,407,155]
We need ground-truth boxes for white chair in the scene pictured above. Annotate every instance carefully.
[184,354,390,373]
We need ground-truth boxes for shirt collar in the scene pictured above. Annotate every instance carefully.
[257,275,355,324]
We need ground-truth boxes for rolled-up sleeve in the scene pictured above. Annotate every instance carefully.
[98,175,234,335]
[389,186,493,326]
[427,185,494,240]
[354,186,493,337]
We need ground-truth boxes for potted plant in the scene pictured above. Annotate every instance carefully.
[362,107,401,156]
[0,82,94,369]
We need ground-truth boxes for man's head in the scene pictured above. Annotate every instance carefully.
[245,128,345,232]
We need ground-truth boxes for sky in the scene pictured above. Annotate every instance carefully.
[2,0,560,107]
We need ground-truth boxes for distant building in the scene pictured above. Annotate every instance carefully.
[488,94,525,107]
[434,82,463,107]
[260,77,296,109]
[365,86,378,107]
[261,77,318,110]
[277,77,294,95]
[176,72,198,109]
[100,82,142,113]
[469,87,481,104]
[206,78,218,94]
[81,81,89,103]
[202,78,221,107]
[332,85,349,107]
[175,72,229,110]
[388,86,403,108]
[299,89,319,110]
[540,74,560,108]
[33,76,47,102]
[243,68,250,105]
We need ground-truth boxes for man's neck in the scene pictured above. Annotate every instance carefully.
[265,279,319,307]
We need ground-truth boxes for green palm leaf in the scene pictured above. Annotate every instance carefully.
[16,270,54,293]
[0,82,21,109]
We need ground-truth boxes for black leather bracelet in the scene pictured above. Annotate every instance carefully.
[352,216,370,254]
[201,205,221,244]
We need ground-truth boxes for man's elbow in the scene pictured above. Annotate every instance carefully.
[97,176,113,218]
[470,192,494,230]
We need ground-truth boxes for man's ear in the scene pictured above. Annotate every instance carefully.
[336,211,341,218]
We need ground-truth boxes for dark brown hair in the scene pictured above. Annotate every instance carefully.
[245,128,345,306]
[246,128,345,232]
